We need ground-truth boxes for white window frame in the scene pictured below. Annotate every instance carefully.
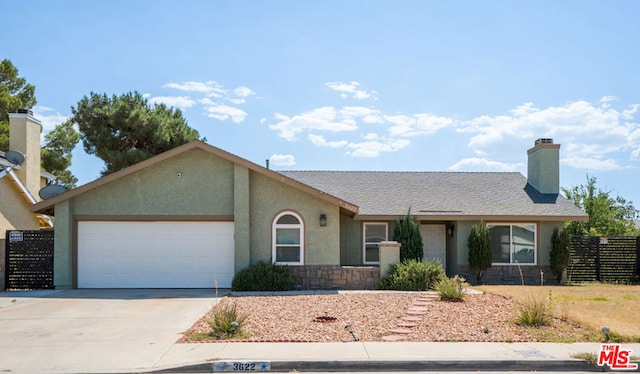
[363,222,388,265]
[272,211,304,265]
[487,223,537,266]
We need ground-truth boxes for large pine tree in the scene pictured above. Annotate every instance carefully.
[71,91,200,176]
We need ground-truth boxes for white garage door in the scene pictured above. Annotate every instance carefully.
[78,221,235,288]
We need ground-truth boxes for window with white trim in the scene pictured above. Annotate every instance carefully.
[363,222,388,264]
[488,223,536,265]
[272,211,304,265]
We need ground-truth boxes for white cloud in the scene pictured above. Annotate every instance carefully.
[164,81,256,107]
[561,156,622,170]
[164,81,223,93]
[199,98,214,106]
[205,104,247,123]
[448,158,521,172]
[362,115,385,124]
[347,138,410,157]
[600,96,617,102]
[32,106,69,133]
[149,96,196,110]
[456,99,640,171]
[622,104,639,120]
[234,86,255,97]
[270,154,296,167]
[308,134,348,148]
[269,106,358,141]
[325,81,377,100]
[340,106,380,118]
[386,114,454,137]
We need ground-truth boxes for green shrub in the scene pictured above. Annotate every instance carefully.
[468,222,492,284]
[380,259,446,291]
[517,293,552,326]
[392,208,424,261]
[231,261,294,291]
[550,227,570,283]
[208,303,248,339]
[435,275,469,301]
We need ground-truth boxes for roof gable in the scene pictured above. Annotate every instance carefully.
[31,141,358,216]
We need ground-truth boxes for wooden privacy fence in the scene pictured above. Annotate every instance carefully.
[5,230,54,290]
[569,236,640,283]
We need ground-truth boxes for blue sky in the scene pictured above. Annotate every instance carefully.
[2,0,639,209]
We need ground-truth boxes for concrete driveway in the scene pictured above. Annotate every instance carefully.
[0,289,220,373]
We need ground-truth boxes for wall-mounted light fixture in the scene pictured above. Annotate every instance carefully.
[447,224,455,237]
[319,213,327,227]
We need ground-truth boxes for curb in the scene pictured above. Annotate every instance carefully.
[150,359,600,373]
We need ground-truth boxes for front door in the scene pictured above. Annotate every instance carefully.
[420,224,446,271]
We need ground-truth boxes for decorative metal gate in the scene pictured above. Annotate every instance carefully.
[5,230,54,290]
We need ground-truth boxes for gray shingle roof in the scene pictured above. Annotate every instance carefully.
[280,171,587,220]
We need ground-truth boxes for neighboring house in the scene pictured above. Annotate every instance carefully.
[32,138,587,289]
[1,111,55,290]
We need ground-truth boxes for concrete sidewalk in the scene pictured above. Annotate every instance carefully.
[150,341,636,372]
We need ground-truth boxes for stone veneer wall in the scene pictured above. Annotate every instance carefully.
[0,239,4,290]
[457,264,558,285]
[292,265,380,290]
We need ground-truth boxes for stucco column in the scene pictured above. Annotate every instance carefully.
[53,200,73,289]
[234,164,251,272]
[379,241,401,277]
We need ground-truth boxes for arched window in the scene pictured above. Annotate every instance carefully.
[272,211,304,265]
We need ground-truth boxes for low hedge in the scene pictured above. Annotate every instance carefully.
[231,261,294,291]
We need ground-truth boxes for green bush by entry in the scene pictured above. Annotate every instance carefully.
[231,261,294,291]
[380,259,446,291]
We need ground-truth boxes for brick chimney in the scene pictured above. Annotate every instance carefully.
[8,110,42,197]
[527,138,560,194]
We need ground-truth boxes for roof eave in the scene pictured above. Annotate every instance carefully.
[353,214,589,222]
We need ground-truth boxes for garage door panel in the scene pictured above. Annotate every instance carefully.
[78,221,234,288]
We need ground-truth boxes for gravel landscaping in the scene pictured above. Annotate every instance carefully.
[181,291,597,343]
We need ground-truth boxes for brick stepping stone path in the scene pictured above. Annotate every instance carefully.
[382,292,440,341]
[401,316,422,322]
[406,310,427,315]
[381,335,406,341]
[412,301,431,306]
[389,328,414,334]
[397,322,420,328]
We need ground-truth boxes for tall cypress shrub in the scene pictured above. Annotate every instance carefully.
[392,208,424,261]
[468,222,492,284]
[550,227,571,283]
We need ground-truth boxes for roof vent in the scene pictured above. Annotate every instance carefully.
[17,109,33,116]
[535,138,553,145]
